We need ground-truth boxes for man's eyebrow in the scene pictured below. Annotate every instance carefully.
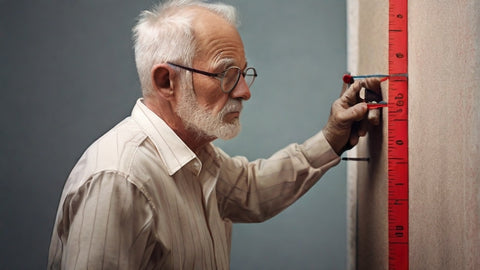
[214,58,235,70]
[213,58,247,71]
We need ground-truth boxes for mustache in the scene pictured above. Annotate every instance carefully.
[220,99,243,115]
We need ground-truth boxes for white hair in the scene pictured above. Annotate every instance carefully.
[132,0,239,97]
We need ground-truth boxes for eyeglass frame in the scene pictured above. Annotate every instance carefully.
[167,61,257,93]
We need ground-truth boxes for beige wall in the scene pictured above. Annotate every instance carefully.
[347,0,480,269]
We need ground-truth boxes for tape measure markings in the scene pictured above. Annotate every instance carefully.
[388,0,409,269]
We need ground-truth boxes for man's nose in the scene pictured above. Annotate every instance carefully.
[229,76,251,100]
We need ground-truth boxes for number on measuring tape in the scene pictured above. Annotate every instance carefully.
[388,0,409,269]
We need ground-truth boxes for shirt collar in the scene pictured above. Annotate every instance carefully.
[131,98,198,176]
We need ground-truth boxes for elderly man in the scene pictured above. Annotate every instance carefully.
[48,0,379,269]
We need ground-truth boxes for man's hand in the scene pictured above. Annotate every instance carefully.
[323,78,382,155]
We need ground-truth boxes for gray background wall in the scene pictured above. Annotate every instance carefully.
[0,1,347,269]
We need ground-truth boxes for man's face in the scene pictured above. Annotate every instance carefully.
[175,80,243,140]
[175,8,251,140]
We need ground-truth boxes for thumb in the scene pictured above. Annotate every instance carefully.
[338,102,368,124]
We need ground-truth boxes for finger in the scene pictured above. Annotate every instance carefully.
[340,80,365,107]
[364,78,381,92]
[342,121,360,150]
[367,108,381,126]
[349,132,360,147]
[340,82,348,97]
[357,117,368,137]
[337,102,368,123]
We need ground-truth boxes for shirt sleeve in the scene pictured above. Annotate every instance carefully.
[216,130,341,223]
[48,171,157,270]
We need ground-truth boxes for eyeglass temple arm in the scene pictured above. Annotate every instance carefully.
[167,62,220,77]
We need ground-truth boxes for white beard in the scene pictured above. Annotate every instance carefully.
[175,84,242,140]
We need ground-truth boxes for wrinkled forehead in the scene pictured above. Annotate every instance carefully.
[188,7,246,68]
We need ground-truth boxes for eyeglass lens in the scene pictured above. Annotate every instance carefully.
[222,67,256,92]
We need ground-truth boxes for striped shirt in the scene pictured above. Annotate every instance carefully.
[48,98,340,269]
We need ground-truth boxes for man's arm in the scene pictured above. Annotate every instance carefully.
[215,131,340,223]
[48,172,156,269]
[215,79,380,223]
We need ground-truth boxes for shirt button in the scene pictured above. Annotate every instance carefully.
[193,162,201,171]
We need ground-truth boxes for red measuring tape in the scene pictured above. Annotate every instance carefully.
[388,0,408,269]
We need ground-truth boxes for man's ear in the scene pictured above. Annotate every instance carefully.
[151,64,176,99]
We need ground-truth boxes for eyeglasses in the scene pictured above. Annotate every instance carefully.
[167,62,257,93]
